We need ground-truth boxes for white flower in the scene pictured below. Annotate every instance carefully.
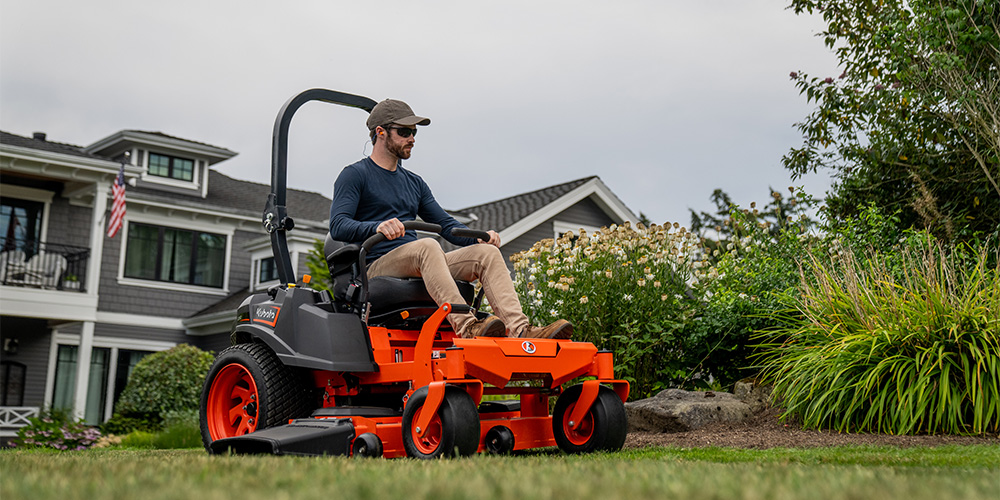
[549,309,559,317]
[580,296,589,304]
[624,294,633,301]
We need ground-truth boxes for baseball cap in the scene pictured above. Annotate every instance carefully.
[367,99,431,132]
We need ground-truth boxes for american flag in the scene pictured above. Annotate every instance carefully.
[107,163,126,238]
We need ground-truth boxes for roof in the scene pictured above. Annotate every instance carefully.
[130,170,333,224]
[122,130,235,154]
[0,130,109,161]
[458,176,597,232]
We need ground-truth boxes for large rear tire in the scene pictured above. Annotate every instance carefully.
[401,385,480,459]
[199,343,312,450]
[552,384,627,454]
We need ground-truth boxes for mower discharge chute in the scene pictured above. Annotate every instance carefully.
[198,89,630,458]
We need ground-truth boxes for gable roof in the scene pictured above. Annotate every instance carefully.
[459,176,596,233]
[458,176,637,244]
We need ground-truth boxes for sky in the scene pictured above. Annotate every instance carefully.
[1,0,840,227]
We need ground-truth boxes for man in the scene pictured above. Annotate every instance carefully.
[329,98,572,339]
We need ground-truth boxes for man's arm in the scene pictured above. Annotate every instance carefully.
[329,166,379,242]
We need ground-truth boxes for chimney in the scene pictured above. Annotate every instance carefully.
[33,132,47,141]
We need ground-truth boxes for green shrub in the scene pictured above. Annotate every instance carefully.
[12,408,101,451]
[756,236,1000,434]
[693,200,818,387]
[109,344,214,431]
[119,431,156,449]
[151,410,201,449]
[100,412,161,434]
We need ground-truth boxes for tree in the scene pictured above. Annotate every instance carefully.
[689,186,815,258]
[784,0,999,240]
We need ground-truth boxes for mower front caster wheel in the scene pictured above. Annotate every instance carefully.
[485,426,515,455]
[402,385,480,459]
[352,433,383,458]
[552,384,627,454]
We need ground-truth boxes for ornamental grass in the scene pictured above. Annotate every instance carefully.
[757,240,1000,435]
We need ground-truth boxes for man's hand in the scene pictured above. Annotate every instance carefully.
[377,218,405,240]
[479,230,501,248]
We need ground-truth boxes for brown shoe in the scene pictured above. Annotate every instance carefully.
[519,319,573,339]
[461,315,506,338]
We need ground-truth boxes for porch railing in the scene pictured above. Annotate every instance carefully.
[0,406,40,437]
[0,238,90,292]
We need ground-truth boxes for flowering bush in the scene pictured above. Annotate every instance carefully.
[12,408,101,451]
[511,222,714,396]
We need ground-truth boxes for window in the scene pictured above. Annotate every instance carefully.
[124,222,226,288]
[1,198,44,255]
[1,361,26,406]
[148,153,194,181]
[258,257,279,284]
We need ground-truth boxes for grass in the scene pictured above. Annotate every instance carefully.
[2,445,998,500]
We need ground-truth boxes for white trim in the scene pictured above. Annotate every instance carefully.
[114,277,231,296]
[103,348,119,423]
[0,144,141,183]
[85,130,237,165]
[94,311,186,330]
[53,332,178,352]
[0,287,99,321]
[552,220,602,239]
[497,178,638,246]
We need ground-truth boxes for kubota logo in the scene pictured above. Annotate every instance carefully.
[252,306,280,326]
[521,340,536,354]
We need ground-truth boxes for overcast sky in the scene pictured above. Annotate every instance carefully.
[1,0,839,227]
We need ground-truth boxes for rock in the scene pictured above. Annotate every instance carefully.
[733,379,776,413]
[624,389,752,433]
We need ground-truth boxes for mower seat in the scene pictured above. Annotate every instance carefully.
[324,235,474,322]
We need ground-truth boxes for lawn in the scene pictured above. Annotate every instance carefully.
[2,445,997,500]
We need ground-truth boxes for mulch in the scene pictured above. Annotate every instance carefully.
[625,407,1000,449]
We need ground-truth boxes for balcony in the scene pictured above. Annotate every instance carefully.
[0,239,90,292]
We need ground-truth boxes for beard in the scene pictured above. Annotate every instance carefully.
[387,138,412,159]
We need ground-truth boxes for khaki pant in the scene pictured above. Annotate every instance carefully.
[367,239,529,337]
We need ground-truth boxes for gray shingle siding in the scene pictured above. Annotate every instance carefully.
[47,197,93,249]
[0,317,52,407]
[93,323,187,345]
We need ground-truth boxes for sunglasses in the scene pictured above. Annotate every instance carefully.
[385,125,418,138]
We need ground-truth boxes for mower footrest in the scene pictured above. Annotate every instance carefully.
[312,406,402,418]
[478,400,520,413]
[209,418,355,456]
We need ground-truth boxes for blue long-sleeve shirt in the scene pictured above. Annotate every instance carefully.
[329,157,476,261]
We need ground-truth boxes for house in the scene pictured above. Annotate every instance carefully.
[0,129,637,435]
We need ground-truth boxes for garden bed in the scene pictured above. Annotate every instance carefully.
[626,406,1000,449]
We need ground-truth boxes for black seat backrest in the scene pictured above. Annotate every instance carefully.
[322,233,475,325]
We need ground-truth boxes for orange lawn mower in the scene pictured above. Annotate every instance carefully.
[198,89,630,458]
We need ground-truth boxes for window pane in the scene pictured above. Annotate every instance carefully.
[85,348,110,425]
[124,224,159,280]
[174,158,194,181]
[1,198,44,255]
[259,257,278,283]
[195,233,225,287]
[148,153,170,177]
[162,228,193,283]
[52,345,78,411]
[113,350,151,405]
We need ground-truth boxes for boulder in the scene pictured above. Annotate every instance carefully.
[732,379,775,413]
[624,389,752,433]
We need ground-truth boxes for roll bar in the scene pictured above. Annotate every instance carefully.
[264,89,378,285]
